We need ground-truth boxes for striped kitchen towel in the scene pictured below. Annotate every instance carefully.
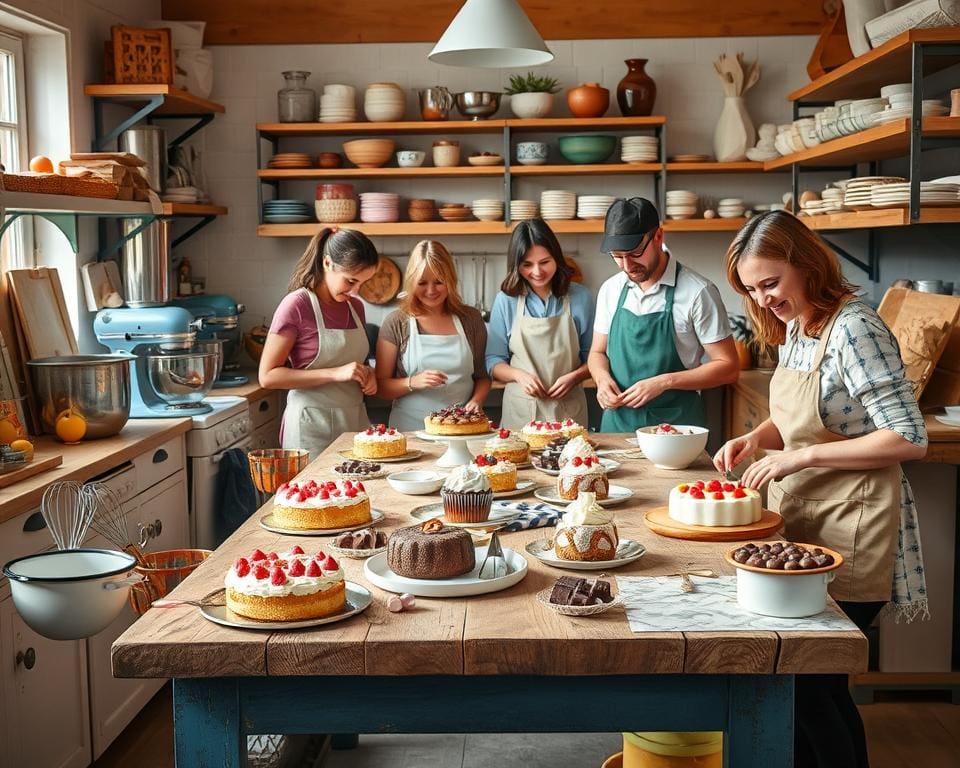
[494,500,563,532]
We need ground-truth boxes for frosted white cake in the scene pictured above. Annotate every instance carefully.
[667,479,762,527]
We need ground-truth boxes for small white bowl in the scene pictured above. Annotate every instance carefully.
[386,470,446,495]
[944,405,960,418]
[633,425,709,469]
[396,150,426,167]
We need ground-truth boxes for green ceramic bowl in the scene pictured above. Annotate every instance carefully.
[558,134,617,164]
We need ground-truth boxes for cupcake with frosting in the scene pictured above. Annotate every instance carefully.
[440,464,493,522]
[554,492,618,561]
[558,435,597,468]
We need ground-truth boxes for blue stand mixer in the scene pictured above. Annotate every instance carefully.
[94,307,220,418]
[169,295,249,388]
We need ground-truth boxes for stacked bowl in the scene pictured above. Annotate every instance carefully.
[263,199,313,224]
[320,84,356,123]
[509,200,538,220]
[621,135,659,163]
[315,183,357,223]
[437,203,472,222]
[576,195,616,220]
[343,138,395,168]
[665,190,698,220]
[364,83,406,122]
[268,152,313,169]
[359,192,400,223]
[408,198,436,222]
[717,198,745,218]
[471,199,504,221]
[540,190,576,220]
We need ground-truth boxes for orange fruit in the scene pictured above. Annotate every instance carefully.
[29,155,54,173]
[55,410,87,443]
[0,418,17,445]
[10,439,33,461]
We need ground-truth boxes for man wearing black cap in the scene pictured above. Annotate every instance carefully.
[588,197,739,431]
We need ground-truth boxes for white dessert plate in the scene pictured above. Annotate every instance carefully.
[531,457,621,477]
[934,415,960,428]
[362,547,528,597]
[536,588,624,617]
[525,538,646,570]
[409,502,520,529]
[533,484,634,507]
[199,583,372,630]
[337,449,423,462]
[260,508,386,536]
[492,479,536,498]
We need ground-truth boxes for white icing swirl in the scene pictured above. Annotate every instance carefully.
[559,435,596,467]
[443,464,491,492]
[225,552,343,597]
[484,432,527,451]
[478,460,516,475]
[560,492,614,526]
[559,460,605,478]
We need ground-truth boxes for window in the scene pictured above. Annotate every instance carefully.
[0,28,30,269]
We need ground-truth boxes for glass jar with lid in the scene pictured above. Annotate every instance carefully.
[277,71,317,123]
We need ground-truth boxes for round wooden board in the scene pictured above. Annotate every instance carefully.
[565,255,583,283]
[643,506,784,542]
[358,256,402,305]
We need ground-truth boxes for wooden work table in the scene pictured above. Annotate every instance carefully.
[114,432,865,767]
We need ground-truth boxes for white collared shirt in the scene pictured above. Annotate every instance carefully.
[593,250,731,370]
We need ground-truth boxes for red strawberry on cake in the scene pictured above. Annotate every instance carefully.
[667,478,762,527]
[353,423,407,459]
[273,479,372,530]
[557,454,609,500]
[483,427,529,464]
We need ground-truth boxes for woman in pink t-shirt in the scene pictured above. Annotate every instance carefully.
[260,227,379,457]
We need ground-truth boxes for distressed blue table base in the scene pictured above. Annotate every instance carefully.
[173,674,795,767]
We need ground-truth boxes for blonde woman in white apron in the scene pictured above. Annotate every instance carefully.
[376,241,490,431]
[260,228,380,459]
[486,219,594,430]
[715,211,928,768]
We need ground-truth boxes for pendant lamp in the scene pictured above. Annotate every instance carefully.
[429,0,553,68]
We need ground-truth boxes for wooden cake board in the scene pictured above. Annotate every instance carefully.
[644,506,784,542]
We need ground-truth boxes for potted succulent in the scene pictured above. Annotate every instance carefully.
[505,72,561,119]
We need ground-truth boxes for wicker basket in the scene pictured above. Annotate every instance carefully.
[2,172,64,194]
[110,25,173,85]
[128,549,212,616]
[243,331,265,363]
[248,449,310,493]
[314,198,357,223]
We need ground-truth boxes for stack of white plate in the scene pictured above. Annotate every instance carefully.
[540,190,576,220]
[717,198,745,218]
[510,200,538,220]
[359,192,400,222]
[472,198,504,221]
[576,194,616,220]
[163,186,199,204]
[870,181,960,208]
[665,190,698,219]
[800,196,826,216]
[621,135,659,163]
[820,187,844,213]
[873,98,949,125]
[364,83,406,122]
[320,84,357,122]
[842,176,906,210]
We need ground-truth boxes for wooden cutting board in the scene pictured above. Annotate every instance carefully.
[877,288,960,401]
[358,256,402,305]
[644,506,784,542]
[7,268,79,359]
[0,452,63,489]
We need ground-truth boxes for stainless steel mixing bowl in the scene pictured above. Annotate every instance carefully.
[146,351,219,405]
[191,339,224,382]
[455,91,502,120]
[27,355,132,439]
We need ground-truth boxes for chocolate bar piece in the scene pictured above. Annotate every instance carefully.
[334,528,387,550]
[548,576,613,606]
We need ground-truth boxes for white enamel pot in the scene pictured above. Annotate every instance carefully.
[725,544,844,618]
[3,549,141,640]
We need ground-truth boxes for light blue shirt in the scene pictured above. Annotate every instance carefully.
[484,282,595,374]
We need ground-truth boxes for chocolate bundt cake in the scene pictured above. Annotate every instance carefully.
[387,519,476,579]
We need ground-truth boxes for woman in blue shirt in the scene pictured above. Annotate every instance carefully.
[486,218,595,429]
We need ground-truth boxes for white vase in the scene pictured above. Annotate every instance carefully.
[509,92,554,119]
[714,96,756,163]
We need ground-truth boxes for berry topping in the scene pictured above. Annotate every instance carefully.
[288,559,305,577]
[277,483,288,493]
[345,487,358,498]
[693,480,705,489]
[689,487,705,499]
[475,455,487,466]
[489,421,498,429]
[388,428,396,435]
[366,428,374,435]
[712,491,724,500]
[267,551,278,560]
[325,481,337,490]
[377,424,386,434]
[320,489,330,500]
[322,555,339,571]
[498,428,510,439]
[305,560,321,577]
[290,545,305,555]
[572,456,583,466]
[722,482,736,492]
[251,549,267,561]
[297,491,308,502]
[234,557,250,577]
[706,479,722,492]
[270,567,286,586]
[733,487,748,499]
[678,484,690,493]
[253,564,270,580]
[357,482,365,491]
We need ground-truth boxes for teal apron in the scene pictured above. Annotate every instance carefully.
[600,265,706,432]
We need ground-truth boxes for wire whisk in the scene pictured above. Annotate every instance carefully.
[81,482,148,565]
[41,481,94,550]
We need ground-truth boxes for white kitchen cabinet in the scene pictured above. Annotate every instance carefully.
[0,592,90,768]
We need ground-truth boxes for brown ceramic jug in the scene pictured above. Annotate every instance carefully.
[617,59,656,116]
[567,83,610,118]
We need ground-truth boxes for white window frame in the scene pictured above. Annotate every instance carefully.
[0,27,33,269]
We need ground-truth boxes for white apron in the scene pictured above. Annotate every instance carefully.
[500,292,588,430]
[389,314,475,432]
[281,289,370,459]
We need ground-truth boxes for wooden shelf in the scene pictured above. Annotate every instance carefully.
[162,203,229,216]
[259,167,504,180]
[258,221,511,237]
[763,117,960,170]
[507,116,665,131]
[665,161,768,173]
[853,671,960,686]
[83,84,224,115]
[788,27,960,103]
[257,120,507,137]
[3,192,227,218]
[801,206,960,231]
[662,217,748,231]
[511,163,661,176]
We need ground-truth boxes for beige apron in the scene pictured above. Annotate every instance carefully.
[282,289,370,460]
[766,306,901,602]
[500,292,588,430]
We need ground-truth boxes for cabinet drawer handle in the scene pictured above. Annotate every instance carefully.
[258,401,269,412]
[152,449,168,464]
[22,511,47,533]
[16,648,36,670]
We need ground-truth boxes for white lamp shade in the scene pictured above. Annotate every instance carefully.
[429,0,554,68]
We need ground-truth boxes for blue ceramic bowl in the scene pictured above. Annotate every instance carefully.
[558,134,617,164]
[516,141,548,165]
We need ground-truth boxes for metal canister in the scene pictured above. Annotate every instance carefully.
[120,125,167,193]
[122,218,171,307]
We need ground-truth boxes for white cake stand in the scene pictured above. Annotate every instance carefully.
[414,430,494,467]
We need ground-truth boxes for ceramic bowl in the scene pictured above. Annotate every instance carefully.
[396,150,426,167]
[633,425,708,469]
[343,138,396,168]
[386,470,446,495]
[558,134,617,164]
[516,141,548,165]
[944,405,960,418]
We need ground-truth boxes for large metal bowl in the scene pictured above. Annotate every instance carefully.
[191,339,224,382]
[455,91,502,120]
[146,351,219,405]
[27,355,131,439]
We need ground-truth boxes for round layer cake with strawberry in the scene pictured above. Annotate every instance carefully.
[225,546,345,621]
[668,479,762,527]
[557,454,609,500]
[520,419,587,450]
[353,424,407,459]
[274,479,372,530]
[483,428,529,464]
[424,405,491,436]
[473,453,518,492]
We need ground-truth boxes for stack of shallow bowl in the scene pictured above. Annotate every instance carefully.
[359,192,400,223]
[315,183,357,223]
[263,199,313,224]
[870,181,960,208]
[717,198,745,218]
[874,91,948,125]
[471,198,504,221]
[364,83,406,122]
[437,203,472,222]
[841,176,905,210]
[509,200,538,220]
[343,138,395,168]
[408,198,436,222]
[665,190,698,219]
[320,84,356,123]
[819,187,844,213]
[576,194,616,219]
[540,190,576,220]
[620,135,659,163]
[268,152,313,169]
